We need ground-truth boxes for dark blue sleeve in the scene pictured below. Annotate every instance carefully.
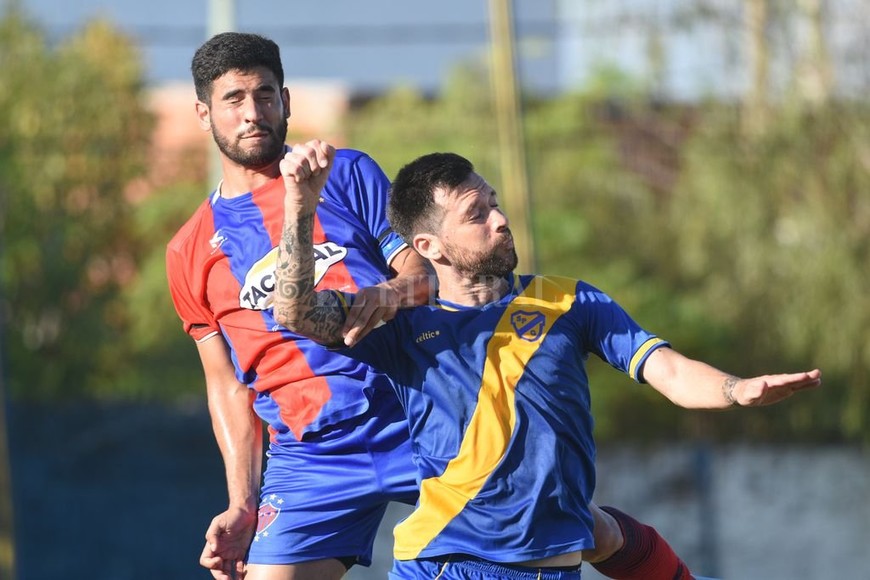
[330,149,408,266]
[339,310,415,386]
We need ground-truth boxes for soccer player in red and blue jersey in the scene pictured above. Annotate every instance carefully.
[167,32,431,580]
[272,144,821,580]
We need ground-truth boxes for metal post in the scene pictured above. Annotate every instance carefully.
[488,0,536,272]
[0,182,15,578]
[0,375,14,580]
[207,0,236,188]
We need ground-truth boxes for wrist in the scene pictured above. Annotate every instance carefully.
[722,376,739,406]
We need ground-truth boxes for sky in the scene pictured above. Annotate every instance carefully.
[14,0,870,100]
[16,0,559,94]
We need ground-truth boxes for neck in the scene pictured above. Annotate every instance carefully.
[435,268,512,307]
[216,155,283,199]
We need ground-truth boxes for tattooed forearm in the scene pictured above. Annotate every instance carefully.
[302,291,346,344]
[722,375,739,406]
[273,208,344,344]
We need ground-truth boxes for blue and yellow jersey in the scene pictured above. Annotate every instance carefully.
[344,274,668,563]
[166,149,406,442]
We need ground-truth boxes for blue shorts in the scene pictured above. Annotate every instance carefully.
[389,557,582,580]
[247,393,418,567]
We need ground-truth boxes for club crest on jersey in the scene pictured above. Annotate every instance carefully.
[239,242,348,310]
[510,310,546,342]
[255,498,281,540]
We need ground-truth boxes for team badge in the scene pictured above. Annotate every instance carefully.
[510,310,546,342]
[255,498,282,540]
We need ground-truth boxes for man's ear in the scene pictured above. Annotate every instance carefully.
[282,87,291,118]
[413,233,441,262]
[195,100,211,131]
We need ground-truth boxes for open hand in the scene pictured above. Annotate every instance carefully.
[730,368,821,406]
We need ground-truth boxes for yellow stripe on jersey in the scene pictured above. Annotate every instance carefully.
[628,336,668,381]
[393,276,577,559]
[329,289,350,314]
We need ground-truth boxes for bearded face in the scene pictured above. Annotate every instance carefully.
[442,230,518,279]
[211,115,288,169]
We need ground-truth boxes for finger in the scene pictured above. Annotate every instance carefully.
[344,308,386,346]
[785,369,821,383]
[790,379,820,392]
[283,147,319,183]
[297,141,324,176]
[279,153,308,184]
[305,139,331,172]
[204,525,222,551]
[343,307,380,346]
[342,293,368,333]
[317,140,335,168]
[200,548,227,573]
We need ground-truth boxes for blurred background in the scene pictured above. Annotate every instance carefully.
[0,0,868,578]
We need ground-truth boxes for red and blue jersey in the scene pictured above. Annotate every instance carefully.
[166,149,406,443]
[343,274,669,563]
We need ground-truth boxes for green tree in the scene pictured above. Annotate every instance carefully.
[121,179,207,401]
[346,63,501,181]
[0,9,153,400]
[670,104,870,442]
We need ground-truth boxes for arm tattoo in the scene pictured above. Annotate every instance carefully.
[303,291,346,344]
[273,208,345,345]
[722,375,739,406]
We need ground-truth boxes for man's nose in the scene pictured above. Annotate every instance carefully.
[492,208,510,230]
[241,96,264,123]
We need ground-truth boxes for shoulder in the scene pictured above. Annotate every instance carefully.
[330,148,386,179]
[166,197,213,256]
[335,147,377,165]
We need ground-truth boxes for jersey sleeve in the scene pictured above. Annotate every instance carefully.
[165,242,220,343]
[573,280,669,382]
[336,150,408,266]
[336,303,413,388]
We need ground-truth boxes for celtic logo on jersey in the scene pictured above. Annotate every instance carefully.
[239,242,348,310]
[510,310,546,342]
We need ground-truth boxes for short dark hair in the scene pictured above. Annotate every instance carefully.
[387,152,475,241]
[191,32,284,103]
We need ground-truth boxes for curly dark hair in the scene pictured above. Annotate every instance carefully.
[191,32,284,103]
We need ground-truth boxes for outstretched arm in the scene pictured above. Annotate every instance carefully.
[641,347,821,409]
[272,140,347,345]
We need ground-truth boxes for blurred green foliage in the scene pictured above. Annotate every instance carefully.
[0,9,866,443]
[0,8,154,401]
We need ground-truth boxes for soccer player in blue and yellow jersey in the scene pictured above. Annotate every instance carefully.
[168,32,696,580]
[272,143,821,580]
